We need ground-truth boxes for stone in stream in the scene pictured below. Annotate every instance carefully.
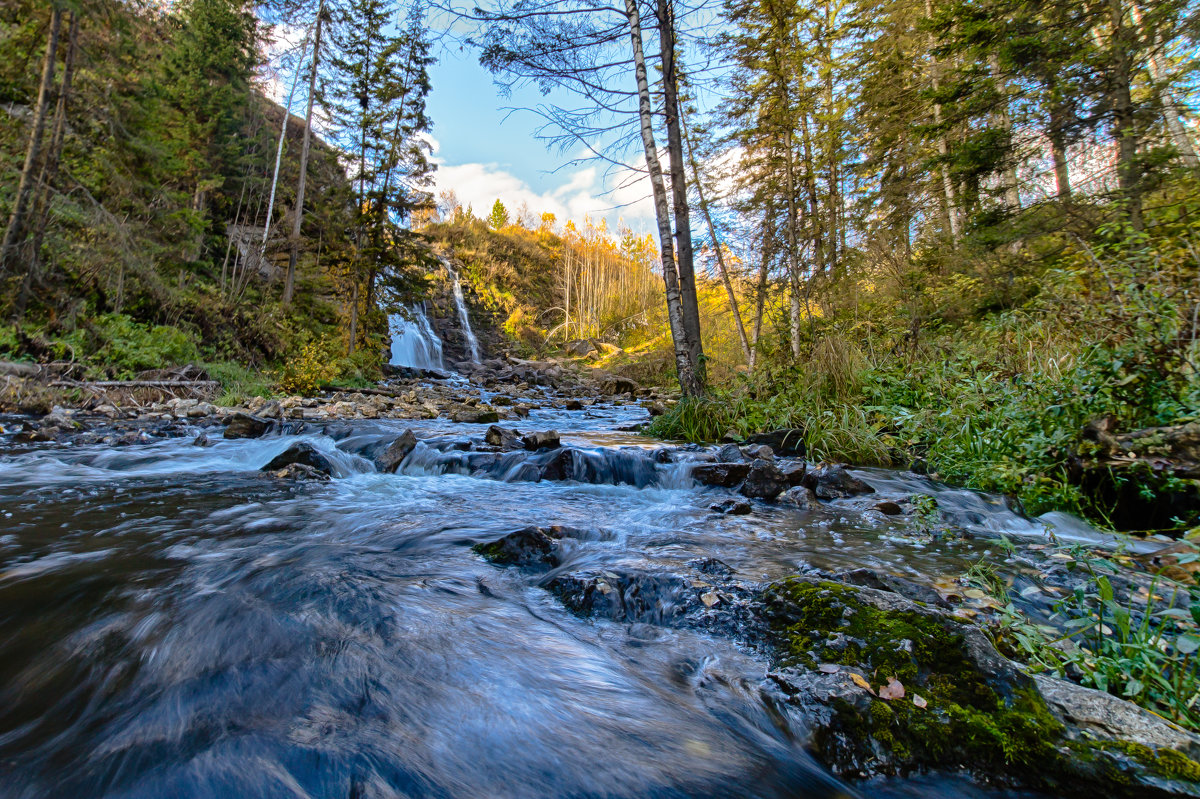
[261,442,335,477]
[741,444,775,461]
[521,430,560,451]
[375,430,417,472]
[269,462,331,481]
[599,375,639,396]
[711,499,753,515]
[804,462,875,499]
[473,526,564,567]
[738,460,789,501]
[223,412,272,439]
[760,576,1200,796]
[692,462,752,488]
[874,500,904,515]
[484,425,523,450]
[779,460,807,486]
[716,443,745,462]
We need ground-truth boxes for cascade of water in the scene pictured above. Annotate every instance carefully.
[444,260,481,363]
[388,304,445,370]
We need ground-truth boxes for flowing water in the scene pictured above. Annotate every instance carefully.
[0,399,1074,799]
[388,305,445,370]
[444,261,481,364]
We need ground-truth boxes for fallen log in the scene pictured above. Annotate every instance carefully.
[50,379,220,389]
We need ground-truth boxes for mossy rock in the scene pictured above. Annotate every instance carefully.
[760,577,1200,797]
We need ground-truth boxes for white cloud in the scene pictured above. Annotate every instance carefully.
[429,137,657,235]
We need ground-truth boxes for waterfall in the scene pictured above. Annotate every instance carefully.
[389,304,444,370]
[444,260,481,363]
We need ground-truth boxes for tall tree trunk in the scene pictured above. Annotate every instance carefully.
[2,7,62,278]
[263,35,310,253]
[656,0,705,390]
[1108,0,1142,229]
[284,0,325,307]
[25,9,78,299]
[623,0,701,396]
[682,116,751,365]
[1048,102,1072,199]
[749,209,774,375]
[1130,2,1198,167]
[924,0,960,240]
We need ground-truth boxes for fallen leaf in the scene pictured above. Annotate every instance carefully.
[879,676,905,700]
[913,694,928,708]
[596,581,613,595]
[963,588,988,600]
[1050,553,1074,561]
[953,608,978,619]
[849,673,876,695]
[700,591,720,608]
[818,663,840,674]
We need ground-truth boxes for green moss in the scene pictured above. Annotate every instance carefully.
[763,578,1066,778]
[1097,740,1200,783]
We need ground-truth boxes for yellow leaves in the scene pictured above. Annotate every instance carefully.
[849,673,875,695]
[878,677,905,701]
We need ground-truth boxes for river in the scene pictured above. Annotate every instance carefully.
[0,395,1076,798]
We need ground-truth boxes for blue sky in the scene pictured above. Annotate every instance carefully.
[423,41,657,233]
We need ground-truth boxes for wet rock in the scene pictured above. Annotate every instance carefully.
[192,432,212,447]
[521,430,560,451]
[692,462,752,488]
[473,526,563,568]
[711,499,752,515]
[742,444,775,461]
[454,409,500,424]
[548,569,693,625]
[257,400,283,419]
[716,443,745,462]
[262,442,335,476]
[833,568,950,608]
[647,402,666,417]
[375,430,417,472]
[739,460,789,501]
[779,460,807,486]
[874,501,904,515]
[780,486,821,509]
[224,412,272,439]
[484,425,522,451]
[804,463,875,499]
[269,462,331,481]
[745,428,806,456]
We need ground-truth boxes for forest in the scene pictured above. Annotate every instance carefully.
[3,3,1200,795]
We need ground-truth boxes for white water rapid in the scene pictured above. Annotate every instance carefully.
[388,304,445,370]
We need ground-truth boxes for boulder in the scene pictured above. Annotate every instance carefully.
[874,501,904,515]
[761,576,1200,796]
[473,526,563,567]
[375,430,417,472]
[780,486,820,509]
[224,412,272,439]
[599,376,640,396]
[522,430,561,451]
[742,444,775,461]
[692,462,752,488]
[779,460,807,486]
[739,459,789,501]
[804,462,875,499]
[716,443,745,462]
[262,442,335,477]
[485,425,522,451]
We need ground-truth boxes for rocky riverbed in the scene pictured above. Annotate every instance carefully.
[0,372,1197,799]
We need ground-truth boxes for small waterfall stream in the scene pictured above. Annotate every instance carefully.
[445,260,481,363]
[389,304,445,370]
